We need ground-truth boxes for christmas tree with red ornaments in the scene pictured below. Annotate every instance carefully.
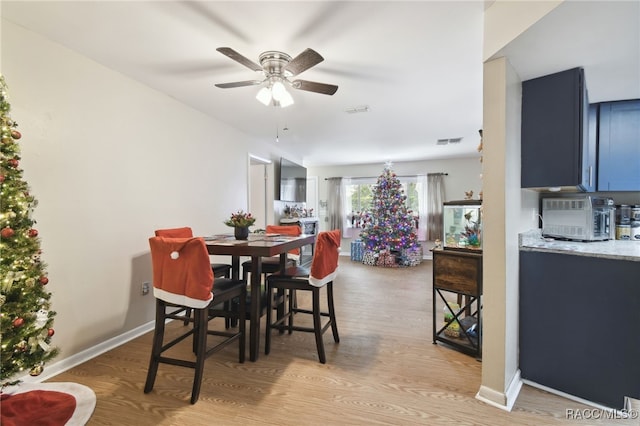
[0,76,58,386]
[359,163,421,266]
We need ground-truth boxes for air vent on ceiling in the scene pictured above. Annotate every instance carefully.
[437,137,463,145]
[345,105,370,114]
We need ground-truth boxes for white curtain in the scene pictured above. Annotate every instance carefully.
[416,174,428,241]
[326,177,344,234]
[427,174,446,241]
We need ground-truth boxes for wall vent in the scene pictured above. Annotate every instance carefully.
[437,137,463,145]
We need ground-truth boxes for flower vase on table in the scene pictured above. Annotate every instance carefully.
[224,210,256,240]
[234,226,249,240]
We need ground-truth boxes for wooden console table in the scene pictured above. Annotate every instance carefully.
[432,248,482,358]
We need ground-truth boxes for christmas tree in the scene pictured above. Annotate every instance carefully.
[1,75,58,386]
[360,163,421,266]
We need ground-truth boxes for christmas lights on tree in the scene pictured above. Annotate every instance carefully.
[1,75,58,386]
[360,163,421,266]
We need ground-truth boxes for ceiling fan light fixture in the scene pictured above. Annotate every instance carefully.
[256,87,272,106]
[256,79,294,108]
[278,89,294,107]
[271,80,286,100]
[271,80,294,108]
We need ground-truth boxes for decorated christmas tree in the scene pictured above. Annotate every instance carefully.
[360,163,421,266]
[1,76,58,386]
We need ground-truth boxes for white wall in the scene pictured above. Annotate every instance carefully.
[1,20,292,372]
[483,0,562,61]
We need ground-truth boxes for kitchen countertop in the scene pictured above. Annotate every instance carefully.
[280,217,318,223]
[519,229,640,262]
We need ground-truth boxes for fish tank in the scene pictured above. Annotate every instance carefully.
[443,200,482,251]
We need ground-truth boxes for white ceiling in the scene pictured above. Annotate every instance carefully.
[2,1,639,167]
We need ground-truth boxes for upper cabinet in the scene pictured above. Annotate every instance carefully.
[521,67,595,192]
[596,99,640,191]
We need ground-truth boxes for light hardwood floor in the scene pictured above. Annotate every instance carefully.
[48,259,627,425]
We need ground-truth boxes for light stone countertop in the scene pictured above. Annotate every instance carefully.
[519,229,640,262]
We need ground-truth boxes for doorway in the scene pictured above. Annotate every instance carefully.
[248,154,272,230]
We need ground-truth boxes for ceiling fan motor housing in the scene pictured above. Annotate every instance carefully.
[259,51,293,78]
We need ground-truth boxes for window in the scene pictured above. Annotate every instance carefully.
[342,176,427,240]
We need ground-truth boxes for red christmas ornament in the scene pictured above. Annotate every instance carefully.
[47,328,55,337]
[39,276,49,285]
[11,130,21,140]
[0,175,4,183]
[12,317,25,328]
[7,158,19,168]
[28,229,39,238]
[1,227,15,239]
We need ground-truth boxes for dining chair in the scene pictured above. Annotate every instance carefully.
[144,236,245,404]
[264,229,341,364]
[241,224,302,283]
[155,227,232,278]
[155,227,232,325]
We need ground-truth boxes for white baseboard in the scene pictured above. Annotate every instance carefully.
[476,369,523,412]
[17,320,155,384]
[522,379,620,412]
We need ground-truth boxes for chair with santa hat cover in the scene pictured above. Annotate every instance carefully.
[264,229,341,364]
[144,236,245,404]
[155,227,232,326]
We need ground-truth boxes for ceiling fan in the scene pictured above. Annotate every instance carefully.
[214,47,338,107]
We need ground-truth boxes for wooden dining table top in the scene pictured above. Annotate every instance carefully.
[204,233,316,257]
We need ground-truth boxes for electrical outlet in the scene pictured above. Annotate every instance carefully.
[142,281,150,296]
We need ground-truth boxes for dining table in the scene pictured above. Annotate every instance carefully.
[205,232,316,361]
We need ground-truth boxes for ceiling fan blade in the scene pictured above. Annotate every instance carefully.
[291,80,338,95]
[215,80,263,89]
[216,47,262,72]
[284,48,324,76]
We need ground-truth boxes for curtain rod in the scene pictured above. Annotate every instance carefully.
[325,172,447,180]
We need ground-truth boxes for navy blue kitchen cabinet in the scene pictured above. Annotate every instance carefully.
[597,99,640,191]
[519,250,640,409]
[521,67,595,191]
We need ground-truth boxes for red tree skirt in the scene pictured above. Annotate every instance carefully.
[1,382,96,426]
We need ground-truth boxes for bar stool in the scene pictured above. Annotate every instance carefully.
[155,227,232,325]
[144,236,245,404]
[154,227,231,278]
[265,230,341,364]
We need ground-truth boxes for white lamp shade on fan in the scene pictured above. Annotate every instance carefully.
[256,87,272,106]
[255,79,294,108]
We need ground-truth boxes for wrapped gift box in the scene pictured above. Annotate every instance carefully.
[350,239,364,261]
[377,250,397,267]
[401,246,423,266]
[362,250,377,265]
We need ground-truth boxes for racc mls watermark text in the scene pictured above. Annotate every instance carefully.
[566,408,639,421]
